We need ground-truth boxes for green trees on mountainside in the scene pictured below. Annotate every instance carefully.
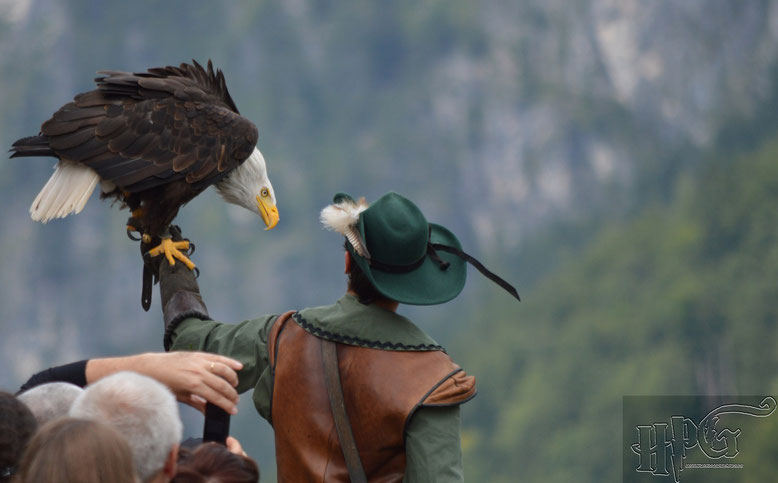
[457,139,778,482]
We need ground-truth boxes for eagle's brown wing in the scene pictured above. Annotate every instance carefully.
[39,60,257,193]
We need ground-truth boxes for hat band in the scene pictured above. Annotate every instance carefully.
[369,242,450,274]
[368,226,451,274]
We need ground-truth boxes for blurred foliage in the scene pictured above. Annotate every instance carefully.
[457,125,778,481]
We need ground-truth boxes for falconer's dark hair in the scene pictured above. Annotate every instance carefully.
[344,241,386,305]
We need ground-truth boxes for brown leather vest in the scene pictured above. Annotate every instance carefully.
[268,311,476,482]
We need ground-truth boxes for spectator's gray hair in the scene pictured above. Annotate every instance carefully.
[69,371,182,483]
[18,382,84,426]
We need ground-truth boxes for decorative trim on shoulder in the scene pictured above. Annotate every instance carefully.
[292,313,445,352]
[402,368,477,442]
[421,369,477,407]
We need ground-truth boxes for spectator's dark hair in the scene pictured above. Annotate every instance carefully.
[18,417,137,483]
[345,241,387,305]
[173,442,259,483]
[0,391,37,482]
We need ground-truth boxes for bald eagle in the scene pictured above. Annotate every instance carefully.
[10,60,278,305]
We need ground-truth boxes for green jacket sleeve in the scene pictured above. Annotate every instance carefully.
[404,405,464,482]
[170,315,277,397]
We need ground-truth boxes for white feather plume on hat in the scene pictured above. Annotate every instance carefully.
[320,197,371,259]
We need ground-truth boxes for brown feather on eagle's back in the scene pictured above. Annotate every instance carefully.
[29,59,258,195]
[95,60,240,114]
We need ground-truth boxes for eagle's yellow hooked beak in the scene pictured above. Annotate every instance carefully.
[256,195,279,230]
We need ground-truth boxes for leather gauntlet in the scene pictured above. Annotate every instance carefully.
[149,227,210,350]
[159,261,210,350]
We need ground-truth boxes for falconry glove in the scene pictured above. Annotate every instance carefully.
[150,226,210,351]
[140,225,197,311]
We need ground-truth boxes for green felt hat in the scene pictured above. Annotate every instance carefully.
[321,191,519,305]
[326,191,466,305]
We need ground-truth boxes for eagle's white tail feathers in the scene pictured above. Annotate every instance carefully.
[30,161,100,223]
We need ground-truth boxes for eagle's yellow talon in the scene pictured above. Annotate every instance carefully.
[173,249,196,270]
[148,238,195,271]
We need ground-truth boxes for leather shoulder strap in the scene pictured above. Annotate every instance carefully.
[320,338,367,483]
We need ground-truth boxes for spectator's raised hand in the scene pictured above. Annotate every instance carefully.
[86,352,243,414]
[137,352,243,414]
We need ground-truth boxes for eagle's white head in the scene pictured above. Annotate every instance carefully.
[215,147,279,230]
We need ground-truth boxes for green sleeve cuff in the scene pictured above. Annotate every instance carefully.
[170,317,220,351]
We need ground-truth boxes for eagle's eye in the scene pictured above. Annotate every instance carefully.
[261,188,269,197]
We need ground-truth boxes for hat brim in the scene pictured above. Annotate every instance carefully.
[351,223,466,305]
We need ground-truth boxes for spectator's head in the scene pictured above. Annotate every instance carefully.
[18,382,84,426]
[70,371,182,483]
[0,391,37,482]
[173,442,259,483]
[18,417,137,483]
